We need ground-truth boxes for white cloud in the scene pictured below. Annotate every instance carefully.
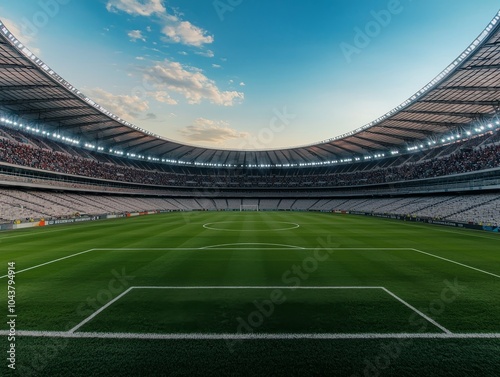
[178,51,188,56]
[106,0,165,16]
[106,0,212,48]
[1,18,41,55]
[179,118,250,144]
[195,50,215,58]
[87,88,149,120]
[136,56,146,60]
[161,15,213,47]
[239,82,246,86]
[149,91,178,105]
[128,30,146,42]
[143,60,244,106]
[212,64,222,69]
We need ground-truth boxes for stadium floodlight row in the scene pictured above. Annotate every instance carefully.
[0,11,500,170]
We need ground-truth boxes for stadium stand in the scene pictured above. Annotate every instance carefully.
[2,192,499,226]
[1,131,499,191]
[1,13,500,230]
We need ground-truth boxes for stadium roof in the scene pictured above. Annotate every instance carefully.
[1,12,500,167]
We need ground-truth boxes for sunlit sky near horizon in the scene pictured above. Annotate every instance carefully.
[0,1,499,150]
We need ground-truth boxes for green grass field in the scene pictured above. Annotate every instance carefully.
[1,211,499,376]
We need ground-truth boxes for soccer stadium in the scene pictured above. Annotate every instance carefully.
[0,3,500,377]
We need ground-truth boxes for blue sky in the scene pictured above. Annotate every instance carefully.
[1,1,499,149]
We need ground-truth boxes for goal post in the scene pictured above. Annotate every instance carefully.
[240,204,259,212]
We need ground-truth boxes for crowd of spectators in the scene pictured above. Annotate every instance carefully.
[0,134,499,189]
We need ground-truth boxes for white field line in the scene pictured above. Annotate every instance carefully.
[69,286,447,335]
[0,248,97,279]
[200,243,305,249]
[393,220,500,241]
[2,331,500,340]
[202,248,304,250]
[2,247,499,281]
[411,248,500,280]
[203,221,300,232]
[133,286,383,290]
[380,287,451,334]
[68,287,134,334]
[0,227,78,240]
[201,248,413,250]
[69,286,383,333]
[0,247,244,279]
[0,248,410,280]
[95,248,201,251]
[96,248,310,251]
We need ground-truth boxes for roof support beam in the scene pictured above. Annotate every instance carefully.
[364,130,409,142]
[0,84,58,92]
[377,125,435,136]
[113,135,151,150]
[388,118,457,128]
[0,63,34,69]
[124,138,161,151]
[314,146,341,160]
[61,120,114,130]
[141,142,179,155]
[40,113,98,123]
[175,149,199,161]
[158,145,185,158]
[341,139,377,153]
[419,99,500,106]
[191,149,214,163]
[400,109,481,118]
[460,64,500,70]
[271,150,292,166]
[0,97,73,106]
[14,106,89,115]
[352,135,398,149]
[294,149,319,162]
[98,130,137,142]
[323,143,357,155]
[439,86,500,92]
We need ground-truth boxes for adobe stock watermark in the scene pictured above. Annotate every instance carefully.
[213,0,243,21]
[16,267,134,376]
[340,0,408,63]
[352,278,466,377]
[239,107,296,150]
[225,235,339,353]
[21,0,71,39]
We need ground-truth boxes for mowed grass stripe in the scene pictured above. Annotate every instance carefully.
[0,213,499,333]
[0,211,499,376]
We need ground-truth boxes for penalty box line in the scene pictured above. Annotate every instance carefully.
[68,286,450,335]
[3,332,500,340]
[0,247,412,280]
[1,248,499,282]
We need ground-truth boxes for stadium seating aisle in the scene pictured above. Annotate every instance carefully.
[259,199,280,210]
[446,195,500,225]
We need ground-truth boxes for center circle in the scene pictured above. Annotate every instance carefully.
[202,221,300,232]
